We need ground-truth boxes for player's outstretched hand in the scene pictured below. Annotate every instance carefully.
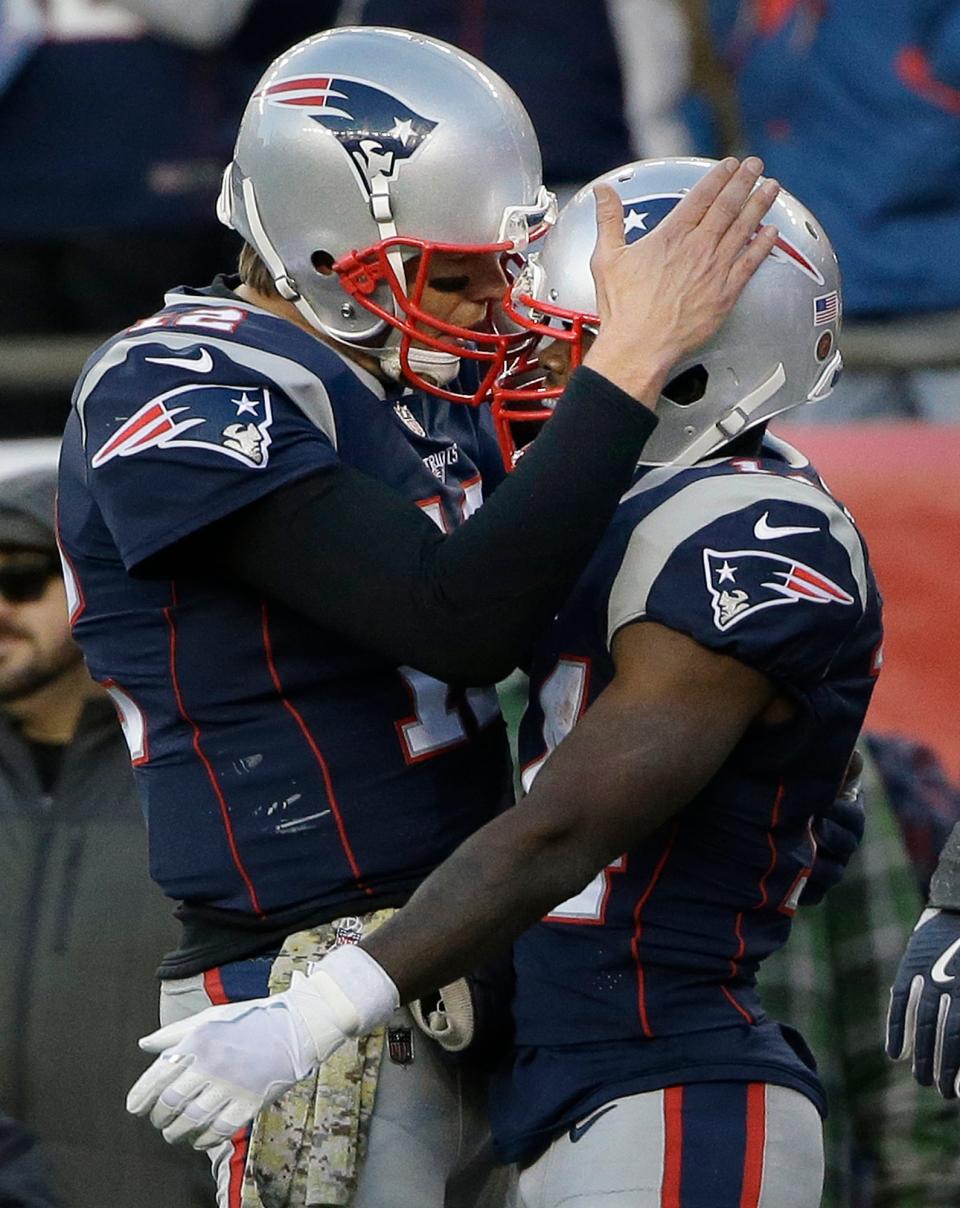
[127,970,359,1149]
[887,907,960,1097]
[585,156,780,403]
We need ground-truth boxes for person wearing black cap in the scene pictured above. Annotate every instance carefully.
[0,469,90,776]
[0,467,212,1207]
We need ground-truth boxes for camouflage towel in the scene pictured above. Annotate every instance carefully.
[241,910,396,1208]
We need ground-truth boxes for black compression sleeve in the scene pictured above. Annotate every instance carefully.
[192,366,656,683]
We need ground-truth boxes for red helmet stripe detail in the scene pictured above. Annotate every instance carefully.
[264,76,331,95]
[771,234,821,282]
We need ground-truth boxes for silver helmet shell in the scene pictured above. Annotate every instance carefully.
[217,26,554,397]
[507,157,843,464]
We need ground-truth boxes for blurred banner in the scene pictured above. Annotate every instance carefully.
[777,424,960,780]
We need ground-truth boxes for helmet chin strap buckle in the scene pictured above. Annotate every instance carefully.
[368,177,408,313]
[716,406,750,438]
[710,362,787,448]
[370,178,394,224]
[666,362,788,467]
[240,176,302,305]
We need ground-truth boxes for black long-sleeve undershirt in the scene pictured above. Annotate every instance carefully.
[178,366,656,684]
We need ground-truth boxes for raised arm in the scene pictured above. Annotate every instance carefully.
[193,160,781,683]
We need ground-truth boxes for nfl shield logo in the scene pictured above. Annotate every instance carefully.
[387,1026,415,1065]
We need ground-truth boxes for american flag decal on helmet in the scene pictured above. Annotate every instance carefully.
[814,292,840,325]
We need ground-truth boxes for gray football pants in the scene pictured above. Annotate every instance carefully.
[159,976,516,1208]
[517,1083,823,1208]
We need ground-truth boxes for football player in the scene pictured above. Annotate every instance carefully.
[61,25,780,1208]
[128,159,882,1206]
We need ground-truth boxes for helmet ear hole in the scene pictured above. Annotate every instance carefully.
[311,250,335,276]
[662,364,708,406]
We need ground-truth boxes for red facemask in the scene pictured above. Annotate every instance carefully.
[490,282,598,467]
[333,206,555,406]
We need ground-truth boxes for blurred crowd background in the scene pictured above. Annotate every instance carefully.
[1,2,959,1206]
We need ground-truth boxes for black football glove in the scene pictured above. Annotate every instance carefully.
[886,906,960,1096]
[800,750,865,907]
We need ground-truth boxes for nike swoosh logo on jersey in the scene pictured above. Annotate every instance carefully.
[144,348,214,373]
[932,936,960,984]
[753,511,820,540]
[568,1103,617,1143]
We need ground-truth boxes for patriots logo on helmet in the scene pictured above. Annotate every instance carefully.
[703,547,854,631]
[91,384,273,470]
[621,194,824,282]
[621,195,684,244]
[260,74,438,198]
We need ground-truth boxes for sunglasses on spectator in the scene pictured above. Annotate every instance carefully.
[0,562,60,605]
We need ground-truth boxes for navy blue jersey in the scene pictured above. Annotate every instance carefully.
[493,437,883,1161]
[58,286,510,934]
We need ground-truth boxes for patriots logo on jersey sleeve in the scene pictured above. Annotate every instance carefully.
[621,195,823,282]
[260,75,438,197]
[703,548,854,631]
[91,384,273,469]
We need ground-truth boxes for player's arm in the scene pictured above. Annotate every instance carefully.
[128,621,777,1151]
[171,159,780,684]
[361,619,777,995]
[186,367,655,686]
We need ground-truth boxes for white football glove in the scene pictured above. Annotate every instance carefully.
[127,945,399,1149]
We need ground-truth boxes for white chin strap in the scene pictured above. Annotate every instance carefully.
[650,362,788,467]
[363,174,462,387]
[376,338,461,387]
[232,168,462,388]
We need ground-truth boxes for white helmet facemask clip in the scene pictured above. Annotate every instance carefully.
[363,174,462,387]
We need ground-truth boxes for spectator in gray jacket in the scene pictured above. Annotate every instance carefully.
[0,468,211,1208]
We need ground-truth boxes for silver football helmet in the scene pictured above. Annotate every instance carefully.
[217,26,556,403]
[494,157,843,465]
